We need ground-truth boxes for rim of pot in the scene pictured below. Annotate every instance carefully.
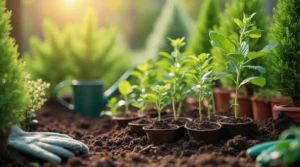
[273,105,300,112]
[162,117,193,122]
[184,121,222,132]
[112,116,140,120]
[142,124,180,131]
[217,118,254,126]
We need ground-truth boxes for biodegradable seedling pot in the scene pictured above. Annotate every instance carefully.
[143,124,180,143]
[128,119,152,135]
[162,117,192,139]
[230,93,253,118]
[185,121,222,144]
[0,127,12,153]
[213,88,231,113]
[112,116,140,128]
[273,105,300,123]
[270,97,293,120]
[251,98,272,121]
[218,117,254,139]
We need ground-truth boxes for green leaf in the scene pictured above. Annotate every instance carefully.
[209,31,235,53]
[239,77,266,87]
[241,42,249,58]
[234,18,244,29]
[144,93,157,104]
[214,72,233,80]
[261,42,279,52]
[249,29,262,38]
[227,59,237,73]
[248,52,268,60]
[159,52,173,60]
[131,71,142,77]
[188,55,200,62]
[228,53,244,62]
[248,13,256,20]
[244,65,266,73]
[185,73,198,82]
[198,53,209,61]
[118,80,131,95]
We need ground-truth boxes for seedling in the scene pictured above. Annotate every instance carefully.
[186,53,215,121]
[144,84,171,121]
[118,80,133,115]
[210,13,278,118]
[158,38,190,120]
[100,97,125,117]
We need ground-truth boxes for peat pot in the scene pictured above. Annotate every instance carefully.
[143,124,179,143]
[270,97,293,120]
[251,97,272,121]
[273,105,300,123]
[185,122,222,144]
[219,118,254,139]
[112,116,140,128]
[162,117,193,139]
[213,88,231,113]
[0,127,12,153]
[230,93,253,118]
[128,119,151,135]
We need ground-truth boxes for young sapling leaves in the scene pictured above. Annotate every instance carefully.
[118,80,133,115]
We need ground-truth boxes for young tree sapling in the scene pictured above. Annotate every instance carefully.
[118,80,133,116]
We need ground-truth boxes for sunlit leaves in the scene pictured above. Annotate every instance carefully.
[209,31,235,53]
[239,76,266,87]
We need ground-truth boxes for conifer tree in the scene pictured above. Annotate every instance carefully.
[271,0,300,106]
[0,0,28,130]
[142,0,193,63]
[188,0,220,55]
[211,0,268,96]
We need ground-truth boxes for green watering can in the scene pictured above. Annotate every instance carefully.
[54,67,135,117]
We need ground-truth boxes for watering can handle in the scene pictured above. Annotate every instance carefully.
[54,81,74,111]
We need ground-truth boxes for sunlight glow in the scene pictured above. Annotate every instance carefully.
[63,0,77,6]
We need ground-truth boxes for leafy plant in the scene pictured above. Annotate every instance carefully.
[188,0,220,55]
[141,0,193,63]
[118,80,133,115]
[145,85,171,121]
[211,0,269,96]
[21,76,50,130]
[0,0,29,131]
[158,38,190,120]
[271,0,300,107]
[100,97,124,117]
[186,53,215,121]
[210,13,278,118]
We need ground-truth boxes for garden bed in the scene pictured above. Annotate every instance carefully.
[0,101,297,167]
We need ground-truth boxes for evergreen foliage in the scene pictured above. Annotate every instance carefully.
[211,0,269,96]
[188,0,220,55]
[271,0,300,106]
[0,0,29,130]
[142,0,193,63]
[24,11,132,98]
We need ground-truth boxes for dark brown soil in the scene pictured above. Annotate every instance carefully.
[0,100,297,167]
[131,118,152,124]
[218,116,253,124]
[187,121,220,130]
[145,121,176,130]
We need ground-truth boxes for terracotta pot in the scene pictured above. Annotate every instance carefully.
[251,98,272,121]
[219,118,254,139]
[112,116,140,128]
[230,93,253,118]
[143,124,179,143]
[270,97,293,120]
[162,117,192,139]
[213,88,231,112]
[0,127,12,153]
[185,122,222,144]
[273,105,300,123]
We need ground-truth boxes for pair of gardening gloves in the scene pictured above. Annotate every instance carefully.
[8,126,89,163]
[246,126,300,167]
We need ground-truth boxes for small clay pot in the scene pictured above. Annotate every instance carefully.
[213,88,231,112]
[112,116,140,128]
[230,93,253,118]
[251,97,272,121]
[146,108,168,118]
[270,97,293,119]
[218,118,254,139]
[273,105,300,123]
[162,117,193,139]
[143,124,180,143]
[0,127,12,153]
[128,121,150,135]
[185,122,222,144]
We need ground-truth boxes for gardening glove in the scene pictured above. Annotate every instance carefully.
[8,126,89,163]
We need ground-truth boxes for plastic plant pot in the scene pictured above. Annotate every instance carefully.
[251,97,272,121]
[0,127,12,153]
[270,97,293,120]
[218,118,254,139]
[112,116,140,128]
[213,88,231,113]
[142,124,180,143]
[162,117,192,139]
[230,93,253,118]
[273,105,300,123]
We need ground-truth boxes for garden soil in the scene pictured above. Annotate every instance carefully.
[0,100,298,167]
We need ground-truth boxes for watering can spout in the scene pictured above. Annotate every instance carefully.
[104,66,136,104]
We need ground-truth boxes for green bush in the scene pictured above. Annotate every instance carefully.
[0,0,29,131]
[24,10,132,98]
[211,0,269,96]
[141,0,193,63]
[188,0,220,55]
[271,0,300,106]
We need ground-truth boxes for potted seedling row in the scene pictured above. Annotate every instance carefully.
[210,13,278,138]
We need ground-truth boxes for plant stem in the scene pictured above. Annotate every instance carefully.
[124,95,129,115]
[177,101,182,117]
[171,97,177,121]
[199,96,202,121]
[158,109,161,121]
[234,72,240,119]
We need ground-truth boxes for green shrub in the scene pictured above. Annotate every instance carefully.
[0,0,29,131]
[188,0,220,55]
[211,0,269,96]
[24,10,132,98]
[271,0,300,106]
[141,0,193,63]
